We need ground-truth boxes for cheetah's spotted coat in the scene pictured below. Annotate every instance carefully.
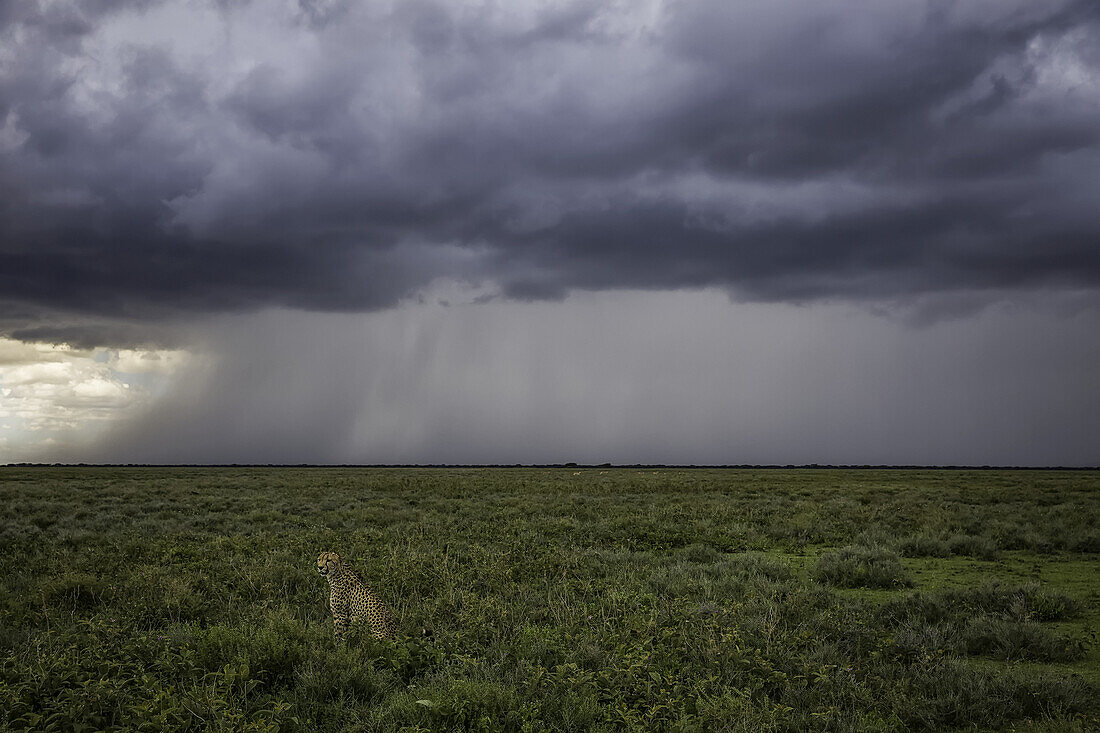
[316,551,395,642]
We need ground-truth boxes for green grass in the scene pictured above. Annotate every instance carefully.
[0,467,1097,731]
[814,546,913,589]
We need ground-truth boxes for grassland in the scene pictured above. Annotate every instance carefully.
[0,467,1097,732]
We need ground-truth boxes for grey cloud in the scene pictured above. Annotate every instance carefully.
[2,0,1099,343]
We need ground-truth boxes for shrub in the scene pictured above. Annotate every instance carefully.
[40,572,109,612]
[394,679,524,732]
[881,584,1080,626]
[895,660,1095,729]
[680,544,722,564]
[946,534,999,560]
[993,523,1055,553]
[897,534,950,558]
[721,552,793,581]
[1064,530,1100,553]
[962,618,1085,662]
[1024,586,1082,622]
[814,546,912,589]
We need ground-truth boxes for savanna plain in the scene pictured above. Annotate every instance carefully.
[0,467,1097,732]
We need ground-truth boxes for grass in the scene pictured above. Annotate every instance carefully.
[0,467,1097,731]
[814,546,913,589]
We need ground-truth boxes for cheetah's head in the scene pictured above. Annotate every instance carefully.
[317,551,341,578]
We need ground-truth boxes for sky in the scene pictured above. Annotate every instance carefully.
[1,0,1098,465]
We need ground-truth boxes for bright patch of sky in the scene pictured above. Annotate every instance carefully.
[0,339,188,463]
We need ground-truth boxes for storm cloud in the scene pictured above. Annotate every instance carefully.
[75,293,1100,466]
[2,1,1099,465]
[3,0,1099,343]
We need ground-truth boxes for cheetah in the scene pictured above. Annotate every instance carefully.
[316,551,396,643]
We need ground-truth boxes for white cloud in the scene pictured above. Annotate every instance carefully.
[0,340,89,365]
[109,349,190,374]
[0,339,188,461]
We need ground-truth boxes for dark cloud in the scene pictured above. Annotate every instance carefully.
[2,0,1099,343]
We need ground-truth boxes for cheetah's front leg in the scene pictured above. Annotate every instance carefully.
[333,613,350,643]
[330,597,350,644]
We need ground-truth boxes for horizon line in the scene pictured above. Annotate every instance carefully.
[3,463,1098,471]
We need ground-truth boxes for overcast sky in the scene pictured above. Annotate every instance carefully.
[1,0,1098,465]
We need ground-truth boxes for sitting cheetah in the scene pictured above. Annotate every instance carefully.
[316,551,396,642]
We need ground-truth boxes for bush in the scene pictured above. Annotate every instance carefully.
[391,679,524,732]
[895,660,1095,729]
[680,544,722,564]
[721,552,793,581]
[962,618,1085,662]
[946,534,1000,560]
[993,523,1055,553]
[1064,530,1100,553]
[881,584,1080,626]
[814,546,913,589]
[40,573,109,612]
[897,535,951,558]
